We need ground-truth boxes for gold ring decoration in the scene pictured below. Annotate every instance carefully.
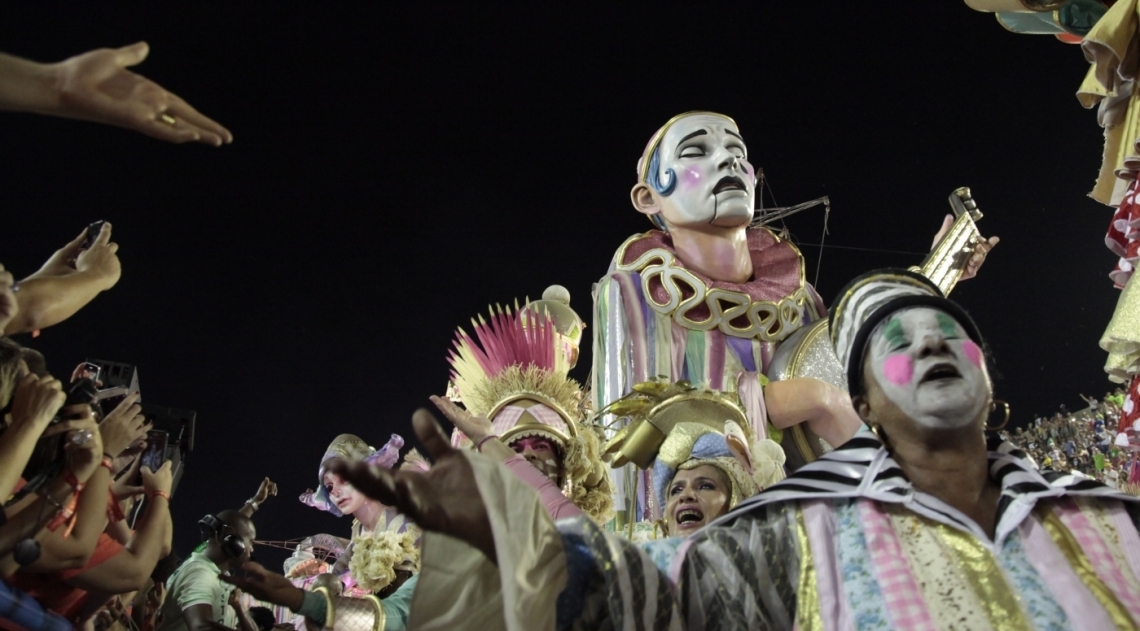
[159,113,177,126]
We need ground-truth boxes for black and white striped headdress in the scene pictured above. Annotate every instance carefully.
[828,268,983,395]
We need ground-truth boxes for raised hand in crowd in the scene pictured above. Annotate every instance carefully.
[0,372,64,496]
[241,477,278,517]
[98,392,151,459]
[140,461,173,505]
[0,42,232,145]
[330,409,496,560]
[4,223,122,336]
[429,394,517,461]
[0,414,103,576]
[228,587,260,631]
[110,448,146,503]
[61,460,174,596]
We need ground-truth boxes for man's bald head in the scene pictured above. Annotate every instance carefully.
[216,509,255,540]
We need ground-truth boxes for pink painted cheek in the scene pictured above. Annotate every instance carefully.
[678,166,703,190]
[744,162,756,183]
[881,355,914,386]
[962,340,982,367]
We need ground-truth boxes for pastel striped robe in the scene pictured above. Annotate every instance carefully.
[592,227,825,521]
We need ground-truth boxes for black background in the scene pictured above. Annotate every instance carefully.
[0,3,1120,570]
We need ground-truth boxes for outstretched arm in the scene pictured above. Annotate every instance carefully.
[221,562,392,631]
[239,477,277,517]
[0,43,231,145]
[66,462,172,594]
[5,223,121,335]
[428,395,586,521]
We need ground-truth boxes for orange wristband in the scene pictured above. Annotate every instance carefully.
[46,492,79,534]
[100,457,114,471]
[147,490,170,502]
[63,469,85,493]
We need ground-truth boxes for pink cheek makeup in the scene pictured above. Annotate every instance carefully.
[882,354,914,385]
[679,166,703,189]
[962,340,983,367]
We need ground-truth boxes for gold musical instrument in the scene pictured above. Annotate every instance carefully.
[768,187,985,471]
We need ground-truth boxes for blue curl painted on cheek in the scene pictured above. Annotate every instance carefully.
[647,147,676,196]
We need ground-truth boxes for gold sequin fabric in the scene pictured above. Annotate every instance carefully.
[885,505,1031,631]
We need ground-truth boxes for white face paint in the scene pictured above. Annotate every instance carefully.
[323,472,367,516]
[651,114,756,230]
[863,307,990,429]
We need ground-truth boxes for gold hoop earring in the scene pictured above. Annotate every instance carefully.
[985,399,1010,432]
[870,423,891,450]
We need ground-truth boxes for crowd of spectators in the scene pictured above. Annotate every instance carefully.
[0,40,284,631]
[1001,388,1140,494]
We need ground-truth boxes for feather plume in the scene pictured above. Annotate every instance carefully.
[450,303,568,415]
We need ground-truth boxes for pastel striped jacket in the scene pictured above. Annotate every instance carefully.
[557,432,1140,630]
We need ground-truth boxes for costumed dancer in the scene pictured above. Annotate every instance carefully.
[593,111,996,524]
[368,267,1140,631]
[286,434,420,630]
[601,379,786,540]
[439,287,614,524]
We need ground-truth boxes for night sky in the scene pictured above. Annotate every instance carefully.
[0,4,1121,569]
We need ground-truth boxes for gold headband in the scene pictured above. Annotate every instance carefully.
[637,111,739,184]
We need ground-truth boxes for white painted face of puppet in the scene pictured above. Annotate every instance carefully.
[863,307,990,429]
[323,472,367,516]
[652,114,756,230]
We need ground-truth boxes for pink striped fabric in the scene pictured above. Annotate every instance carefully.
[669,320,687,377]
[491,406,525,435]
[802,500,852,631]
[736,371,769,442]
[1051,498,1140,623]
[1020,514,1117,631]
[856,500,937,631]
[708,328,726,390]
[524,404,570,435]
[493,403,568,437]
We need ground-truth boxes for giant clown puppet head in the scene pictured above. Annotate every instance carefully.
[632,112,758,234]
